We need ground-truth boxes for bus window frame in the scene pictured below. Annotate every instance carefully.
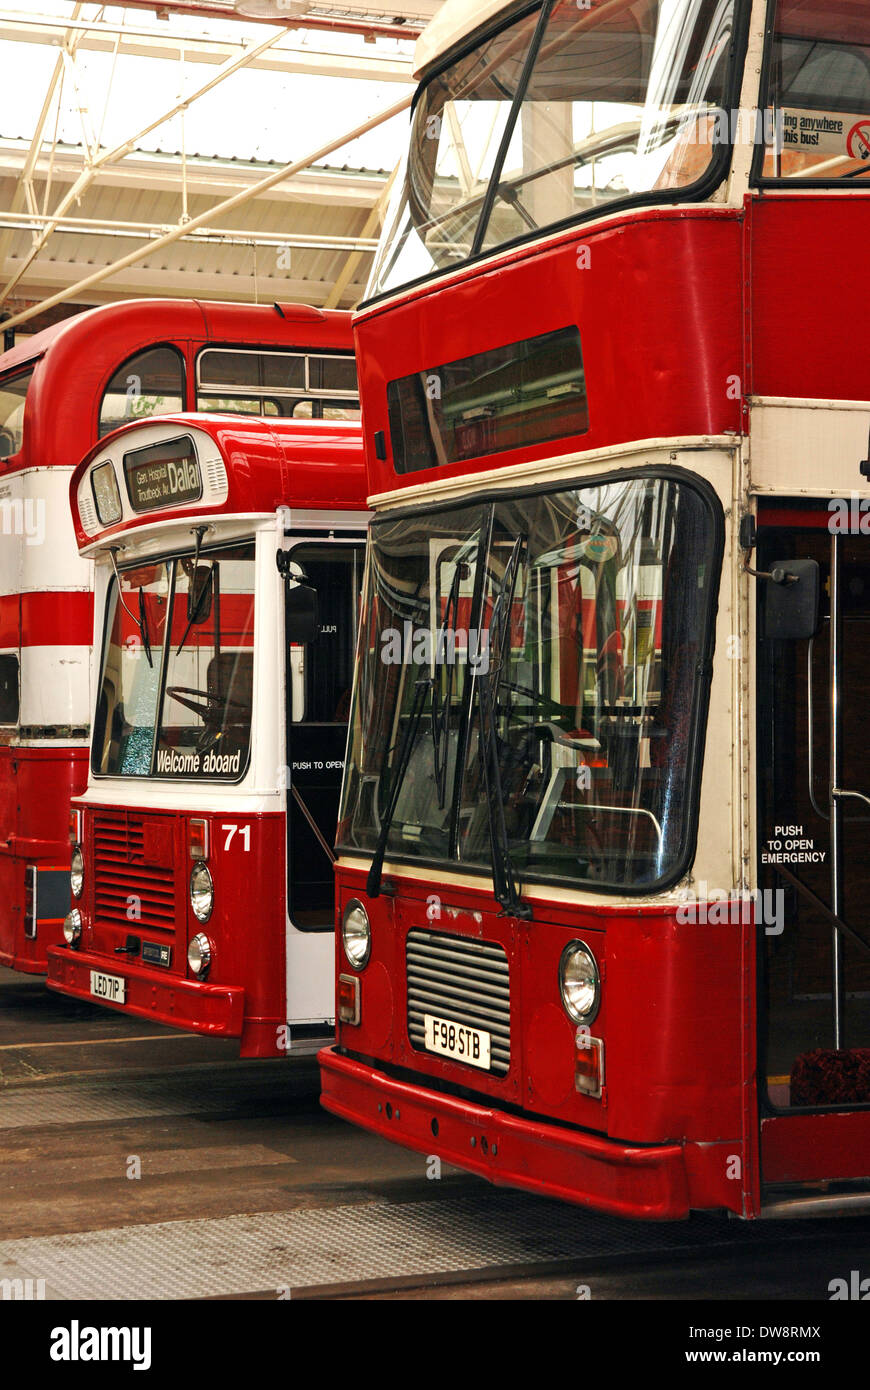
[0,363,38,466]
[337,463,724,899]
[91,536,257,786]
[195,345,359,411]
[97,342,187,440]
[750,0,870,189]
[361,0,754,310]
[90,459,123,527]
[284,533,366,930]
[0,653,21,726]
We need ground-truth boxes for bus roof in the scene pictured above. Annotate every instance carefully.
[70,411,367,553]
[0,298,355,476]
[415,0,523,77]
[0,298,351,378]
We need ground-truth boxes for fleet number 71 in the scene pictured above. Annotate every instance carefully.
[222,824,251,852]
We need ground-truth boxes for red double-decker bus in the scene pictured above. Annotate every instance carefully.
[0,298,358,973]
[320,0,870,1218]
[46,412,367,1056]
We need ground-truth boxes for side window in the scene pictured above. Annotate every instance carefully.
[98,346,185,439]
[288,545,364,725]
[0,655,19,724]
[0,370,34,460]
[760,2,870,179]
[196,348,359,420]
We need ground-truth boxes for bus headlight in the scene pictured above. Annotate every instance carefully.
[189,861,213,923]
[63,909,82,945]
[70,845,84,899]
[559,941,600,1024]
[342,899,371,970]
[188,932,212,976]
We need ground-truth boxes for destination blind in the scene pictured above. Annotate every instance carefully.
[124,435,202,513]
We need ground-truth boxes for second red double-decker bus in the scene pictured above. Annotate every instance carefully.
[321,0,870,1217]
[47,411,367,1055]
[0,298,358,973]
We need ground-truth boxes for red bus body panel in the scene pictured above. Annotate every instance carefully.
[323,190,870,1213]
[48,805,284,1055]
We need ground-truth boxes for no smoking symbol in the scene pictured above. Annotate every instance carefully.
[847,119,870,161]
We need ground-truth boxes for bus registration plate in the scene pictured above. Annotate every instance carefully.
[424,1013,490,1070]
[90,970,126,1004]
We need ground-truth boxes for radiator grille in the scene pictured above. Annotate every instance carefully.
[406,929,510,1076]
[93,813,175,932]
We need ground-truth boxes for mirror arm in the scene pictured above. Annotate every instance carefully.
[741,551,797,585]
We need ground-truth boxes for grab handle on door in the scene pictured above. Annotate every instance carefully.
[833,787,870,811]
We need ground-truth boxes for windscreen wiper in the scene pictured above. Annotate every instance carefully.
[175,564,214,657]
[366,677,430,900]
[474,535,531,919]
[175,525,210,656]
[137,586,153,667]
[431,563,462,809]
[107,547,152,667]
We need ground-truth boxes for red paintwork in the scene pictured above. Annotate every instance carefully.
[69,411,366,552]
[47,806,286,1056]
[0,748,89,972]
[324,866,755,1219]
[326,154,870,1207]
[0,298,355,974]
[357,208,744,498]
[761,1112,870,1184]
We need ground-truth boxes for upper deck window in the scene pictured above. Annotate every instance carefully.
[388,325,588,473]
[0,369,34,459]
[99,346,185,439]
[196,348,360,421]
[368,0,740,301]
[758,1,870,180]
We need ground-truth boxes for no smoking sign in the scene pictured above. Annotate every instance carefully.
[847,118,870,162]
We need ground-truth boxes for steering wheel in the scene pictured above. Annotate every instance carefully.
[166,686,250,756]
[166,685,250,719]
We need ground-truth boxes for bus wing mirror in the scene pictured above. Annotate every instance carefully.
[286,582,318,644]
[764,558,820,640]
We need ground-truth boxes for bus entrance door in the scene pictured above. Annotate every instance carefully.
[756,517,870,1207]
[284,541,364,1023]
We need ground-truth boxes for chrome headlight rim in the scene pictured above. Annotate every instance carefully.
[341,898,371,970]
[63,907,82,946]
[559,939,600,1025]
[187,931,212,977]
[189,860,214,924]
[70,844,84,899]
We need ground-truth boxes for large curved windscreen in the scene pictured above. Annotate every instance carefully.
[369,0,739,299]
[93,544,255,781]
[337,475,721,892]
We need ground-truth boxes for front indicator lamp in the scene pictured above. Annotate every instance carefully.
[341,899,371,970]
[189,860,213,923]
[70,844,84,899]
[559,940,600,1025]
[188,933,212,976]
[63,909,82,945]
[338,973,360,1025]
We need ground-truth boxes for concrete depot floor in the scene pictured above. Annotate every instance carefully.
[1,967,868,1301]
